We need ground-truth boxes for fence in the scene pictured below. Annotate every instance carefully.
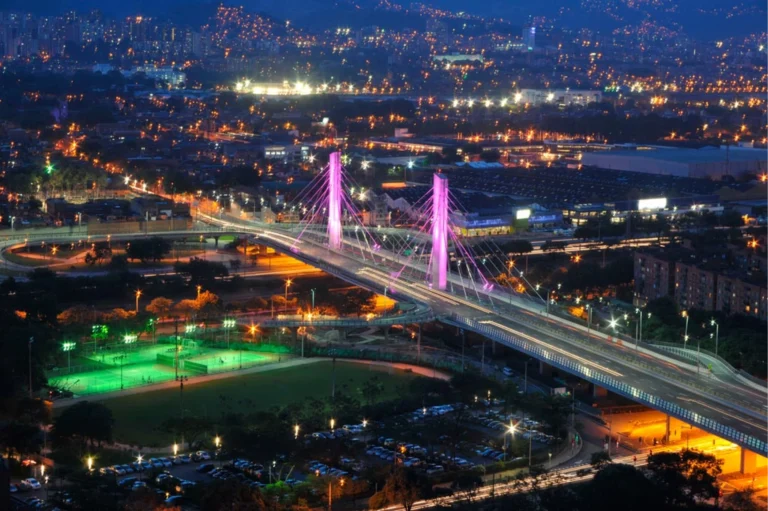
[448,314,768,456]
[306,345,464,374]
[183,360,208,375]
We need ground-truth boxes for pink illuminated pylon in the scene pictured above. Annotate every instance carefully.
[327,151,342,250]
[431,173,449,290]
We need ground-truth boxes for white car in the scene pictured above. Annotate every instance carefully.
[22,478,42,490]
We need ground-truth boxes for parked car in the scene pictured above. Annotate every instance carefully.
[22,478,42,490]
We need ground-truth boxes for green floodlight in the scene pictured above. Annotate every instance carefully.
[124,334,138,344]
[223,319,236,329]
[185,324,197,334]
[62,341,76,352]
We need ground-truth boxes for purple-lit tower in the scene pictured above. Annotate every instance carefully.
[431,173,449,290]
[327,151,343,250]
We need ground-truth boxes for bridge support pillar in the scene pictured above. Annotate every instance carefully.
[213,235,220,248]
[664,415,685,443]
[430,173,449,290]
[291,327,298,343]
[328,152,342,250]
[740,448,757,474]
[591,384,608,398]
[383,326,389,341]
[538,361,552,377]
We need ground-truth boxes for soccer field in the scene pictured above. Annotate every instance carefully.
[49,343,277,396]
[103,361,417,447]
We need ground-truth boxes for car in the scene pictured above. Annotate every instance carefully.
[120,464,135,474]
[177,454,191,464]
[131,462,144,472]
[149,458,164,469]
[22,478,42,490]
[9,483,20,493]
[112,465,126,475]
[194,451,212,461]
[24,497,42,506]
[118,477,138,488]
[132,481,148,491]
[165,495,185,506]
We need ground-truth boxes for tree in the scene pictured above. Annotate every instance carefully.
[500,239,534,256]
[145,297,173,318]
[451,473,483,503]
[174,257,228,285]
[383,468,422,511]
[586,463,664,511]
[159,416,214,450]
[200,479,267,511]
[0,420,42,460]
[646,449,722,507]
[125,237,171,263]
[590,450,612,471]
[722,487,762,511]
[360,376,384,408]
[52,401,114,450]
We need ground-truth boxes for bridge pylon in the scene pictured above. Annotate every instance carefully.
[431,173,449,290]
[327,151,343,250]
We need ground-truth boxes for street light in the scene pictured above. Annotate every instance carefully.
[284,279,292,304]
[197,285,202,299]
[135,290,142,314]
[682,310,690,349]
[310,288,316,312]
[710,319,720,357]
[87,456,94,473]
[330,418,336,432]
[62,341,76,372]
[137,454,144,481]
[294,424,300,439]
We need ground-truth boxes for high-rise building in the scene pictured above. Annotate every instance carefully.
[522,23,535,51]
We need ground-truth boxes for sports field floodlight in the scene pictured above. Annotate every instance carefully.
[185,324,197,334]
[124,334,138,344]
[62,342,76,352]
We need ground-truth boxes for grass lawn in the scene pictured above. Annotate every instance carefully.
[104,361,416,447]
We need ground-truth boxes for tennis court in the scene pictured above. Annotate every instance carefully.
[48,342,280,396]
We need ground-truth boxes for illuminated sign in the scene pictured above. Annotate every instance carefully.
[637,198,667,210]
[516,209,532,220]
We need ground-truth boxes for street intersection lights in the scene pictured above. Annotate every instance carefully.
[62,342,76,372]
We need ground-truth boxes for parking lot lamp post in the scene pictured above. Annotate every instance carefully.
[682,310,690,349]
[548,452,552,469]
[330,418,336,433]
[214,436,221,467]
[137,454,143,481]
[294,424,300,440]
[135,290,142,314]
[87,456,93,474]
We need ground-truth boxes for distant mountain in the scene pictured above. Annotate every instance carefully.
[2,0,765,41]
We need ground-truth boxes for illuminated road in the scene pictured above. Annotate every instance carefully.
[194,211,767,455]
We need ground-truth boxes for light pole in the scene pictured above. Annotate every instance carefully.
[62,342,75,372]
[284,279,292,307]
[137,454,144,481]
[586,304,593,337]
[135,290,142,314]
[294,424,300,440]
[197,285,202,299]
[214,435,221,467]
[223,318,236,350]
[28,337,34,399]
[311,288,316,313]
[710,319,719,357]
[682,310,690,350]
[87,456,93,474]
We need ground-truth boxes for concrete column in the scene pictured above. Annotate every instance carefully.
[591,383,608,398]
[539,361,552,377]
[214,236,220,248]
[291,328,298,343]
[491,339,497,355]
[384,326,389,341]
[740,448,757,474]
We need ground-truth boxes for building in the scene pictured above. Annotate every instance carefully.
[522,24,535,51]
[431,54,483,64]
[581,145,768,179]
[519,89,602,107]
[634,251,676,306]
[674,261,717,312]
[716,273,767,321]
[127,66,186,88]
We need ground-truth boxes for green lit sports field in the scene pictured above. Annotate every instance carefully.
[103,361,417,447]
[49,343,277,396]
